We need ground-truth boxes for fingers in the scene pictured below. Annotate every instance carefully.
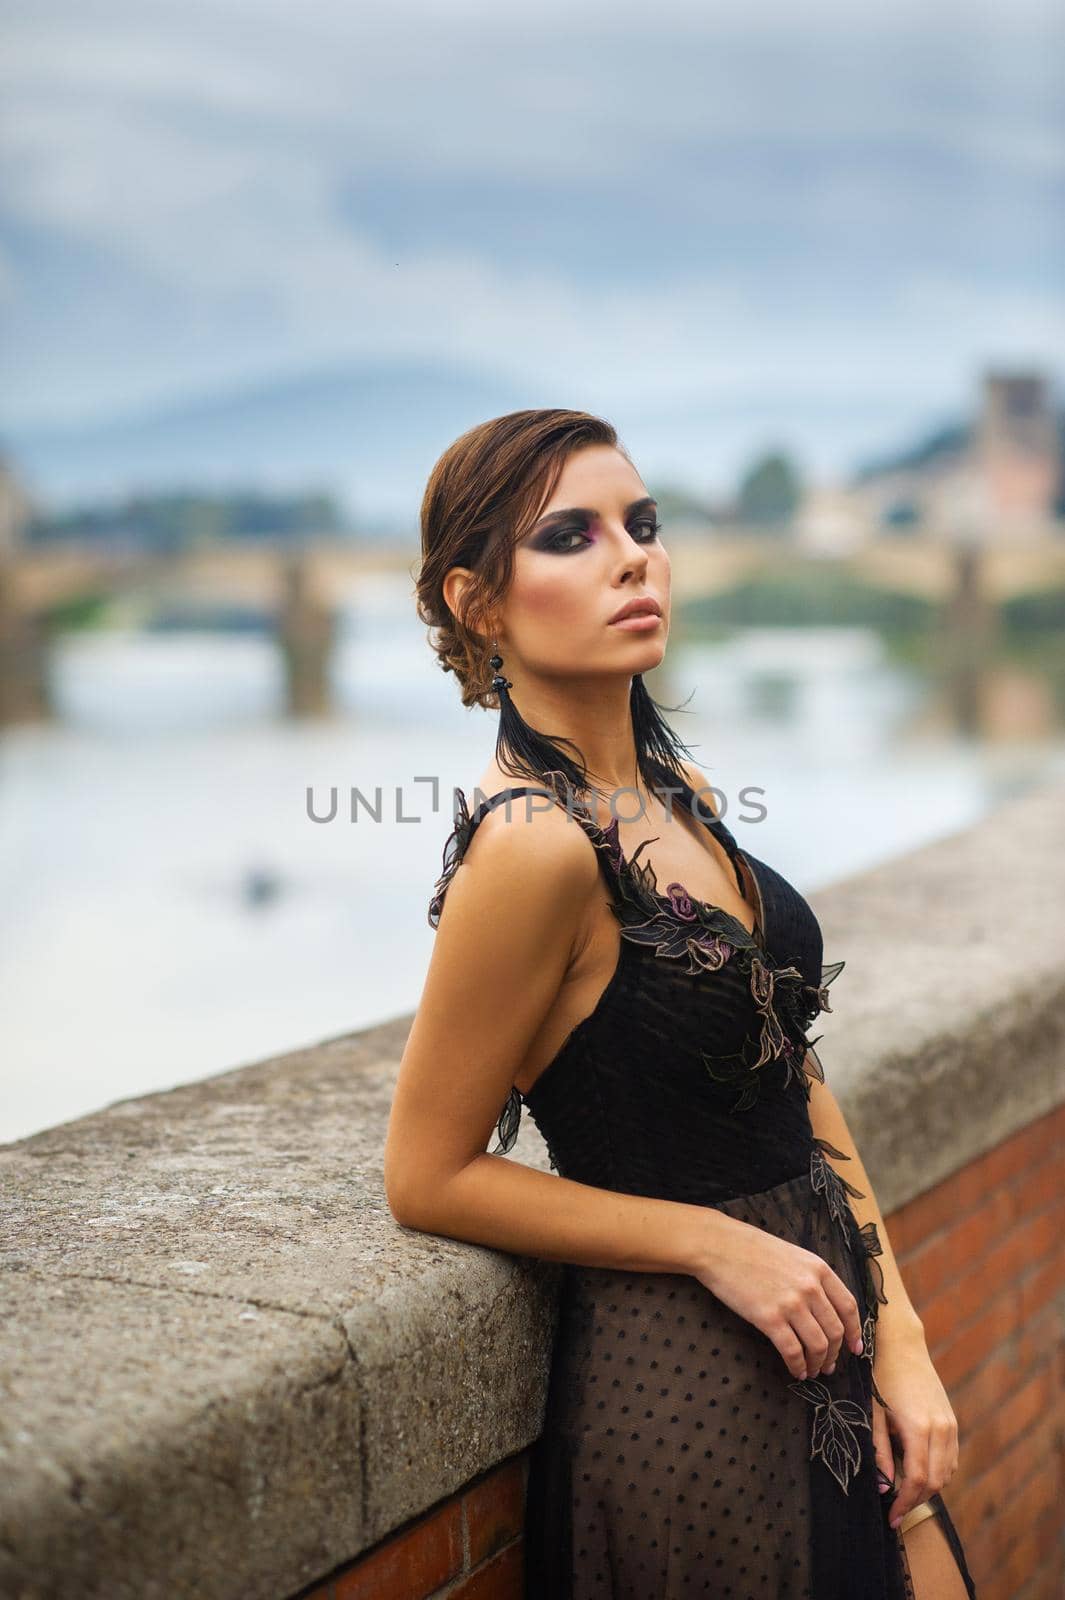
[786,1264,860,1378]
[871,1405,896,1499]
[885,1411,961,1529]
[887,1426,929,1528]
[926,1415,960,1503]
[772,1323,812,1381]
[789,1301,843,1379]
[821,1267,864,1357]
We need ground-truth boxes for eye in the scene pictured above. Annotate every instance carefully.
[546,528,591,553]
[631,518,663,542]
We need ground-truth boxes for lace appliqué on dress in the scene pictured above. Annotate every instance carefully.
[427,786,477,932]
[781,1126,895,1492]
[579,799,848,1117]
[787,1377,873,1494]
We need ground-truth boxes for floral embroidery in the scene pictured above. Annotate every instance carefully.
[810,1136,867,1232]
[576,789,848,1116]
[807,1136,892,1408]
[855,1219,889,1400]
[494,1083,522,1154]
[788,1376,872,1494]
[427,787,477,930]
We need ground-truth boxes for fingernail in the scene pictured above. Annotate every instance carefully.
[824,1363,835,1375]
[853,1338,864,1354]
[879,1482,890,1493]
[889,1516,900,1529]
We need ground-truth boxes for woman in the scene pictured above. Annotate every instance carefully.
[385,409,978,1599]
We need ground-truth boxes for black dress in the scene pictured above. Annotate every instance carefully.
[428,762,978,1600]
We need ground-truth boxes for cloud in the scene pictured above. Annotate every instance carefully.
[0,0,1061,473]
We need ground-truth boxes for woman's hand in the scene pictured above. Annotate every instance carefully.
[693,1214,865,1380]
[871,1333,960,1529]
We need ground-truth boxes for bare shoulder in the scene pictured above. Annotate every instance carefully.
[431,770,601,943]
[677,759,722,817]
[458,781,600,901]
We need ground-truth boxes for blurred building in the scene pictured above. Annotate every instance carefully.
[845,369,1063,545]
[979,373,1061,522]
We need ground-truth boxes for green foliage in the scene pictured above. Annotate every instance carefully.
[676,564,932,631]
[40,591,113,631]
[736,451,802,527]
[1002,586,1065,633]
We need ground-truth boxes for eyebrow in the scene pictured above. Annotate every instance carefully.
[528,496,658,536]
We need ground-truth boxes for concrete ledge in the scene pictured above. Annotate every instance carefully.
[2,776,1064,1599]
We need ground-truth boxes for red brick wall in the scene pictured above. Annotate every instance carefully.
[295,1102,1065,1600]
[889,1101,1065,1600]
[293,1455,527,1600]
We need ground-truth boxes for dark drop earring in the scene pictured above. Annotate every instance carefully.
[489,643,513,699]
[486,639,584,800]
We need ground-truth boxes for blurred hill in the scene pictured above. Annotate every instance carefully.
[4,359,530,536]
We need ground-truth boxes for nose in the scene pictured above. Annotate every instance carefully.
[612,525,650,582]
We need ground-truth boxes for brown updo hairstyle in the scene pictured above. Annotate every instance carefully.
[415,406,697,797]
[416,408,620,710]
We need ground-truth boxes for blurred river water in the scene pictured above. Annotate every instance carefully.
[2,571,1062,1143]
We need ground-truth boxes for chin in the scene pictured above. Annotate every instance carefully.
[621,638,668,672]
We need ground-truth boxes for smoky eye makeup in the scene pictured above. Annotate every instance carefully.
[526,500,661,554]
[526,514,592,553]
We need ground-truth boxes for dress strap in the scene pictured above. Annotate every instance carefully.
[465,786,563,843]
[427,777,621,930]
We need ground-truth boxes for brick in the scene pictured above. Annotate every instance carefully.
[953,1365,1054,1487]
[931,1288,1023,1390]
[464,1456,527,1569]
[334,1502,463,1600]
[963,1455,1057,1574]
[1015,1296,1065,1373]
[921,1200,1065,1350]
[449,1542,523,1599]
[953,1411,1057,1528]
[891,1109,1061,1260]
[901,1188,1013,1305]
[1020,1247,1065,1321]
[1009,1151,1064,1224]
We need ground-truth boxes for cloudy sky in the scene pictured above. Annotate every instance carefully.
[1,0,1063,499]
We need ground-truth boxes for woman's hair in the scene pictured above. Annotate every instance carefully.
[415,406,698,797]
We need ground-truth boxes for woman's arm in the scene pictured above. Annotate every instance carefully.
[384,798,732,1274]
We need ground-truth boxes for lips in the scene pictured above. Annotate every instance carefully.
[609,598,662,624]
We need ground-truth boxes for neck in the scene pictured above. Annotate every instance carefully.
[503,671,653,799]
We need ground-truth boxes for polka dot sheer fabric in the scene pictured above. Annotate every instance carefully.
[429,763,978,1599]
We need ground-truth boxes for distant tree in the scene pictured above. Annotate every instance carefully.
[736,451,802,528]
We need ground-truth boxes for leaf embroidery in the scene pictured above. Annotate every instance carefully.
[809,1137,867,1231]
[492,1083,522,1155]
[788,1377,872,1494]
[805,1143,893,1405]
[427,787,475,929]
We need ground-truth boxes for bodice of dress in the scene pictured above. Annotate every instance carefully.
[427,761,846,1207]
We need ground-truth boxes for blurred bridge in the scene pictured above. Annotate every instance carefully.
[2,524,1065,727]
